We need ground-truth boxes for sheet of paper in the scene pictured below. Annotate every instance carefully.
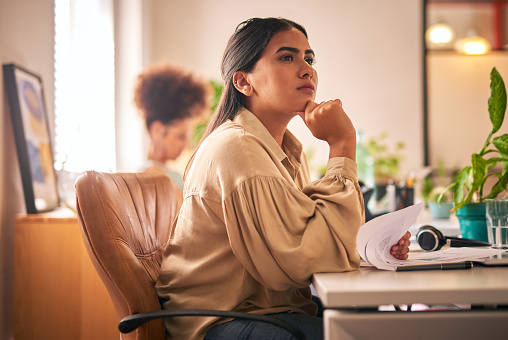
[357,203,424,261]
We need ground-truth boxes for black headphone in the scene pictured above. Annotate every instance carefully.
[416,225,491,251]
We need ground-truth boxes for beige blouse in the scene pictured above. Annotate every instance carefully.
[156,107,364,340]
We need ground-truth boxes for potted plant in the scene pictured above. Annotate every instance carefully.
[422,160,457,219]
[366,132,405,183]
[428,188,454,219]
[438,67,507,241]
[365,132,405,201]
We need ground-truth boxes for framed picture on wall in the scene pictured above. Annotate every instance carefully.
[3,63,60,213]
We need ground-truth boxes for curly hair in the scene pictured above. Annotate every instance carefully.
[134,63,210,129]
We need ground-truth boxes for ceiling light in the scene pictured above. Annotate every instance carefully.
[426,23,455,48]
[454,30,492,55]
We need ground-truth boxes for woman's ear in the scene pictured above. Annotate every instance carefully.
[233,71,253,96]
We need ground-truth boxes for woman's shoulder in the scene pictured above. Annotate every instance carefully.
[195,120,256,168]
[204,120,279,167]
[186,121,283,193]
[207,119,245,144]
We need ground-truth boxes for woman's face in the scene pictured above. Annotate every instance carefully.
[244,28,318,117]
[150,118,192,162]
[160,117,193,160]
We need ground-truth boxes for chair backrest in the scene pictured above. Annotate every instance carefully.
[75,171,182,340]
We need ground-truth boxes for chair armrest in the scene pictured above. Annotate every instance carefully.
[119,309,306,340]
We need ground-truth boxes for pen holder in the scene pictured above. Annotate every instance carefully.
[396,187,414,210]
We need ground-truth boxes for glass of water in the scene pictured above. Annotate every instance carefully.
[485,199,508,249]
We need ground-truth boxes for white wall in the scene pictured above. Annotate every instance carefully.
[147,0,424,180]
[0,0,55,338]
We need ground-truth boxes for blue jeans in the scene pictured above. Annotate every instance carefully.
[204,312,323,340]
[204,297,324,340]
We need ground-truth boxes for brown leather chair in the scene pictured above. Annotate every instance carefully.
[75,171,305,340]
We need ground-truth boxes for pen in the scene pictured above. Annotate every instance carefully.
[396,261,472,272]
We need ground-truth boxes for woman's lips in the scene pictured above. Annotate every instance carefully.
[297,83,315,93]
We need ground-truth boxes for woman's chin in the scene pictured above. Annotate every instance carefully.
[293,102,311,114]
[294,108,306,115]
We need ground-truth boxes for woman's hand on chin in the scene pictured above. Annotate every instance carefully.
[298,100,356,160]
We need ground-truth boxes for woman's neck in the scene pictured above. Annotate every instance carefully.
[147,149,166,164]
[246,106,293,148]
[263,123,286,148]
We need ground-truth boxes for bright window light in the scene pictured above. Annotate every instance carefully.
[54,0,115,173]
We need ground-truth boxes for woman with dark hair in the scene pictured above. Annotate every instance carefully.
[156,18,410,340]
[134,63,210,194]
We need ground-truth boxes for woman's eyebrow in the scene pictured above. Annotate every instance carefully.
[275,46,315,56]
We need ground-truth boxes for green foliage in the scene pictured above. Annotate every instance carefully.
[438,67,508,210]
[210,80,223,113]
[422,160,457,202]
[192,80,223,146]
[365,132,405,182]
[422,175,435,202]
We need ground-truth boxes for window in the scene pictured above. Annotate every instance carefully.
[54,0,115,173]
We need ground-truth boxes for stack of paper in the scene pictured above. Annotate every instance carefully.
[357,202,505,271]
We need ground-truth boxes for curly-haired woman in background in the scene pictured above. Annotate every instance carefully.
[134,63,210,196]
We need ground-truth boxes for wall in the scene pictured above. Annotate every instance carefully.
[426,2,508,171]
[428,51,508,168]
[0,0,55,338]
[148,0,424,181]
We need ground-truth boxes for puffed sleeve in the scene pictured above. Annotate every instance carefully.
[223,157,364,291]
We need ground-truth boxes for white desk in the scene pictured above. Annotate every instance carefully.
[313,266,508,340]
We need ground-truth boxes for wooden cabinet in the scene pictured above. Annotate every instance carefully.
[14,208,119,340]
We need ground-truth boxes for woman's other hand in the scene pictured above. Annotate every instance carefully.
[390,231,411,260]
[299,100,356,160]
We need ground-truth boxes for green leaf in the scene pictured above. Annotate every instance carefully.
[493,134,508,154]
[489,67,507,133]
[472,153,488,198]
[486,157,502,166]
[437,182,455,204]
[502,153,508,174]
[472,154,487,185]
[484,171,508,200]
[453,166,472,207]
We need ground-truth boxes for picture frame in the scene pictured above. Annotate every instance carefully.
[3,63,60,213]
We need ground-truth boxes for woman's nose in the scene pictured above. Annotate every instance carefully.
[299,62,315,79]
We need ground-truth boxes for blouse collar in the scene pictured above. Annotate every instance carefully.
[233,107,303,174]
